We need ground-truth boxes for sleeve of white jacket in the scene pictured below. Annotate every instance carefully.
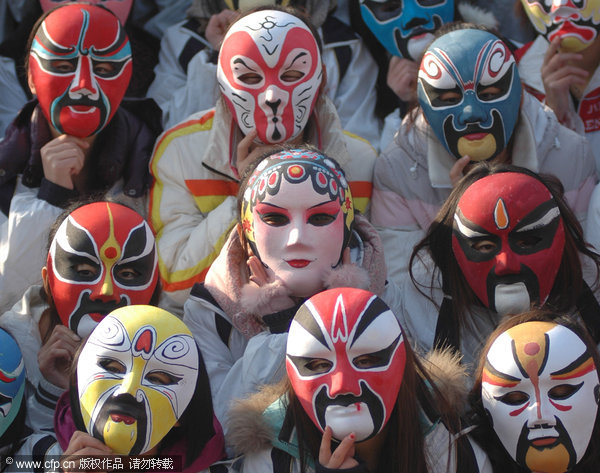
[0,180,62,313]
[213,331,287,437]
[26,377,65,433]
[147,22,220,129]
[5,432,62,473]
[183,295,287,439]
[149,136,238,307]
[324,38,381,151]
[371,145,427,285]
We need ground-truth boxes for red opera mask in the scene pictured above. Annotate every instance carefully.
[47,202,158,337]
[217,10,323,144]
[29,4,132,137]
[286,288,406,442]
[452,173,565,315]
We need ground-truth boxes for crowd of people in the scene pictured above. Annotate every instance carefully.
[1,1,600,472]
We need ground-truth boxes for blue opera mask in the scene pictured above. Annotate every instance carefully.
[417,29,522,162]
[0,329,25,441]
[359,0,455,59]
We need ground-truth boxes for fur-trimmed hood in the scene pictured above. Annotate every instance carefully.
[226,347,468,456]
[204,214,387,339]
[457,3,498,30]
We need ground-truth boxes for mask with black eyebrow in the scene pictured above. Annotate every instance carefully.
[28,4,132,137]
[358,0,455,59]
[216,10,322,144]
[47,202,159,337]
[76,305,199,455]
[286,288,407,442]
[241,149,354,265]
[451,173,565,315]
[481,321,600,472]
[417,28,522,162]
[520,0,600,53]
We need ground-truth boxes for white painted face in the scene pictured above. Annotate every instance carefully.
[481,321,600,472]
[251,177,344,297]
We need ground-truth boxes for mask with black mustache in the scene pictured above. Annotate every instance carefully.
[47,202,158,338]
[286,288,407,442]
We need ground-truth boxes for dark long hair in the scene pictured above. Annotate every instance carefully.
[287,342,463,473]
[467,309,600,472]
[409,162,600,348]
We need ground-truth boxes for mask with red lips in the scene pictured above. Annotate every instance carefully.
[452,172,565,316]
[46,202,158,338]
[520,0,600,52]
[217,10,322,144]
[286,288,406,442]
[29,4,132,137]
[240,149,354,298]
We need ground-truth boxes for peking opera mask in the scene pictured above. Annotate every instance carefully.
[452,172,565,316]
[520,0,600,52]
[417,28,522,162]
[359,0,455,60]
[286,288,407,442]
[28,4,132,137]
[240,149,354,298]
[481,321,600,472]
[76,305,199,455]
[217,10,323,144]
[0,329,26,442]
[46,202,158,338]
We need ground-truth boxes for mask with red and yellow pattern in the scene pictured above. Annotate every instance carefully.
[482,321,600,472]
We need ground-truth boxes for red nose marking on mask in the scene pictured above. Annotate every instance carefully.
[135,329,153,354]
[524,342,540,356]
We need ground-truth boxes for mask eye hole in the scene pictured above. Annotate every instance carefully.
[145,371,182,386]
[258,211,289,227]
[92,61,117,77]
[471,239,498,254]
[304,358,333,374]
[548,383,583,401]
[515,234,543,250]
[114,267,141,281]
[238,72,263,85]
[307,213,337,226]
[497,391,529,405]
[50,59,77,73]
[75,262,100,279]
[98,358,126,374]
[281,70,305,83]
[352,354,382,369]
